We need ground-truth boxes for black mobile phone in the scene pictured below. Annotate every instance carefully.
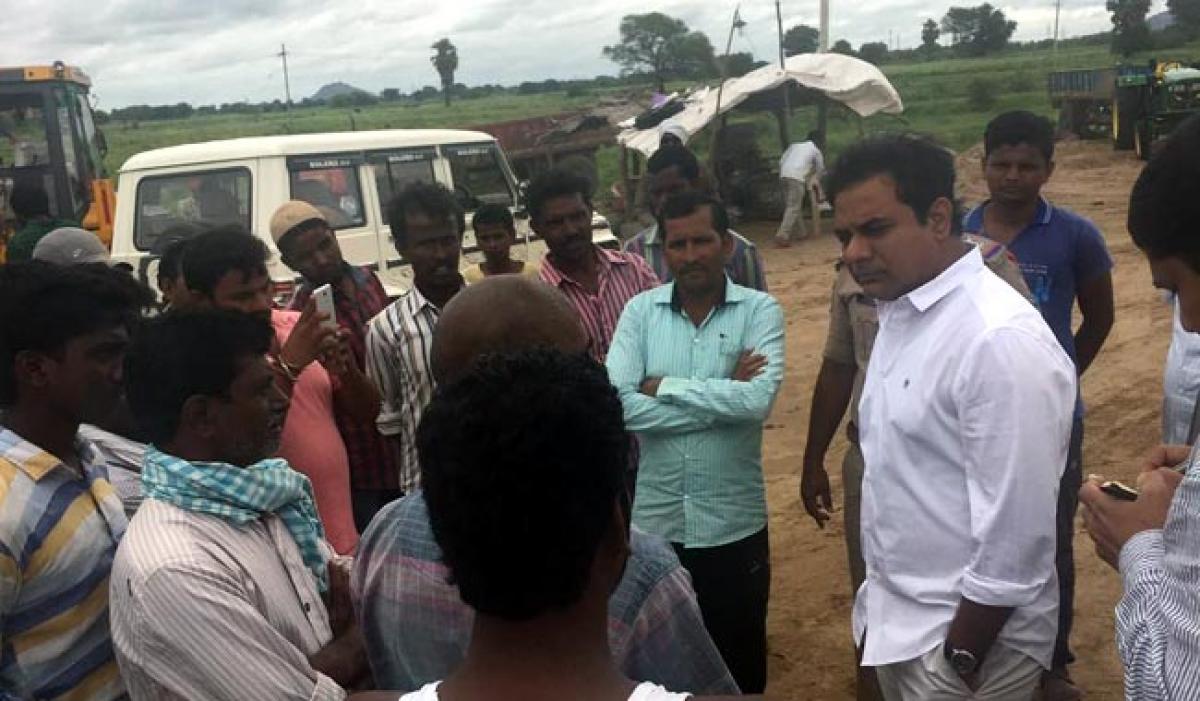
[1101,480,1139,502]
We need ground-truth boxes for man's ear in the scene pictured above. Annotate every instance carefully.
[13,350,54,394]
[927,197,955,240]
[180,395,218,440]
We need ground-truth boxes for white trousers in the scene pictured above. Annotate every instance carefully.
[874,644,1042,701]
[776,177,812,242]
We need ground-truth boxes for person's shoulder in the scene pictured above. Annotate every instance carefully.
[270,308,302,333]
[357,493,438,561]
[118,500,224,578]
[461,263,485,285]
[628,527,683,582]
[728,228,757,250]
[1048,202,1106,240]
[368,295,406,331]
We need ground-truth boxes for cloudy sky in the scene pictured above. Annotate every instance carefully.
[3,0,1138,108]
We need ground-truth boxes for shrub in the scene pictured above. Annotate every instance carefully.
[966,78,998,111]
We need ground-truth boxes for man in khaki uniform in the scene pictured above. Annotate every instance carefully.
[798,233,1031,701]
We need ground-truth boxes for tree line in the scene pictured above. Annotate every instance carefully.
[98,2,1200,124]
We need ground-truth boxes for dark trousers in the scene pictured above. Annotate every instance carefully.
[1053,418,1084,669]
[352,488,404,533]
[672,528,771,694]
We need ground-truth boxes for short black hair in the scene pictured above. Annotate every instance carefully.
[659,191,730,239]
[182,225,269,298]
[472,203,515,233]
[10,179,50,219]
[984,110,1055,163]
[386,182,466,250]
[0,262,150,405]
[825,133,962,235]
[157,237,191,285]
[1128,114,1200,270]
[125,310,273,444]
[525,168,593,224]
[647,145,700,180]
[418,349,628,621]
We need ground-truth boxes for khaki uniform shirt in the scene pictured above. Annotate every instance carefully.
[822,234,1033,436]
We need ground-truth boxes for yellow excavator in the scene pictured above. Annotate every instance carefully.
[0,62,114,261]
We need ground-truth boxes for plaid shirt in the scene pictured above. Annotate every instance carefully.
[292,265,401,491]
[351,494,738,694]
[539,246,659,363]
[623,224,768,293]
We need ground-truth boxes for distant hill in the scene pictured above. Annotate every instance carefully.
[1148,11,1176,31]
[311,82,371,102]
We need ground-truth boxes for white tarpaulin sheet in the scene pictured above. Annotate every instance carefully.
[617,53,904,156]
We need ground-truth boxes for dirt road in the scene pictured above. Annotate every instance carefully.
[753,140,1161,699]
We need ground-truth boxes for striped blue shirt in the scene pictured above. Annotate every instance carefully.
[606,280,785,548]
[1116,439,1200,699]
[0,428,127,701]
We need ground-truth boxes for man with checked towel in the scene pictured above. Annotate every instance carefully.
[110,311,373,700]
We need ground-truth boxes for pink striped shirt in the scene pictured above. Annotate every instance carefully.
[540,246,660,362]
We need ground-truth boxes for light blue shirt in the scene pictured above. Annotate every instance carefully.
[606,279,785,548]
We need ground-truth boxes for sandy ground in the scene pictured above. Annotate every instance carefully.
[750,140,1163,699]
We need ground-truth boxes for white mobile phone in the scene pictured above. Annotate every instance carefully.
[312,283,338,329]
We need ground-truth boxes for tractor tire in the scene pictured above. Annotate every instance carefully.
[1113,87,1144,151]
[1135,121,1153,161]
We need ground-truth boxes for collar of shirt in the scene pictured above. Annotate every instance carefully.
[661,276,746,313]
[895,246,984,314]
[0,428,98,482]
[541,245,627,288]
[964,197,1054,235]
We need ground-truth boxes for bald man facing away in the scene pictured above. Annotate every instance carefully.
[351,276,739,695]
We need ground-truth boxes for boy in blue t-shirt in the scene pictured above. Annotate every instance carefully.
[964,110,1114,701]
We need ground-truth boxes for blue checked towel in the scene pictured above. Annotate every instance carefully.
[142,447,329,591]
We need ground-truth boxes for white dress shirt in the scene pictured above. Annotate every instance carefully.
[853,247,1076,668]
[779,141,824,182]
[1162,298,1200,444]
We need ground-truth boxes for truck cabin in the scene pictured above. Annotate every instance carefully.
[0,63,107,237]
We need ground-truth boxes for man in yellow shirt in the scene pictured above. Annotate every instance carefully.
[461,204,540,284]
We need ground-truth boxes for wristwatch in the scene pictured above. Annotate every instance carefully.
[943,644,979,675]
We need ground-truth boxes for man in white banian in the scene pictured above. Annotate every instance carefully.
[775,131,825,247]
[826,134,1076,700]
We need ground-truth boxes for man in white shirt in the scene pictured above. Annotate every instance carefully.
[1079,114,1200,699]
[827,133,1076,700]
[775,131,826,247]
[1162,297,1200,444]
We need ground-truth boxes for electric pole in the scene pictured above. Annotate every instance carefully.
[817,0,830,147]
[278,44,293,110]
[1053,0,1062,54]
[775,0,790,148]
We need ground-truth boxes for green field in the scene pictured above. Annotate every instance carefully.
[101,38,1200,216]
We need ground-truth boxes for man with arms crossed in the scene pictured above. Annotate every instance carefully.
[607,192,785,693]
[829,134,1076,699]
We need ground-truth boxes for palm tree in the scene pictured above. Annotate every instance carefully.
[431,38,459,107]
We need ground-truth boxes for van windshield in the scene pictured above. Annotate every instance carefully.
[443,143,513,210]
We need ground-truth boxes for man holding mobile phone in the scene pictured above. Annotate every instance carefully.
[1079,114,1200,698]
[274,201,401,531]
[828,134,1076,700]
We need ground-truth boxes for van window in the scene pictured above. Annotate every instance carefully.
[442,143,513,209]
[288,155,366,229]
[368,149,436,222]
[134,168,251,251]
